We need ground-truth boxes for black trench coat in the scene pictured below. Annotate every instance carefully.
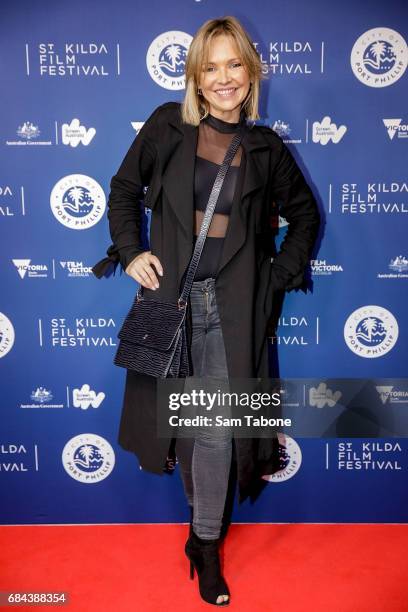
[93,101,320,504]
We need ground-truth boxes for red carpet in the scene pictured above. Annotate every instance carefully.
[0,524,406,611]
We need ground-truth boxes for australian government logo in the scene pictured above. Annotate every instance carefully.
[344,305,399,358]
[351,27,407,87]
[62,434,115,483]
[20,387,64,409]
[377,255,408,279]
[50,174,106,229]
[6,121,52,146]
[146,31,193,89]
[0,312,15,358]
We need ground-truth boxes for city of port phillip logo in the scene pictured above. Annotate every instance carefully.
[344,305,399,358]
[50,174,106,229]
[0,313,15,358]
[261,434,302,482]
[62,434,115,483]
[146,31,192,90]
[351,28,407,87]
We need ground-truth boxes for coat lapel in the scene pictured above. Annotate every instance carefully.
[162,116,271,276]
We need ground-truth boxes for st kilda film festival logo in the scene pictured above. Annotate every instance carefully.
[351,27,407,87]
[50,174,106,229]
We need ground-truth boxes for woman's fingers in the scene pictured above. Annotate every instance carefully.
[126,251,164,289]
[149,254,164,277]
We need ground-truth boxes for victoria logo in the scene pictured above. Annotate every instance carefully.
[351,27,407,87]
[344,305,399,358]
[62,433,115,483]
[146,31,193,90]
[50,174,106,229]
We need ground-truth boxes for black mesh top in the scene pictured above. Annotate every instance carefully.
[192,110,245,281]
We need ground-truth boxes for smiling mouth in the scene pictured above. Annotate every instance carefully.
[215,87,237,97]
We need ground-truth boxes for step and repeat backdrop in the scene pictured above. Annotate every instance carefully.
[1,0,407,524]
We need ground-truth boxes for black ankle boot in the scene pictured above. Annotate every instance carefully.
[185,529,230,606]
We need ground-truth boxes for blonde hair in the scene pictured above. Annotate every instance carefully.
[181,16,264,125]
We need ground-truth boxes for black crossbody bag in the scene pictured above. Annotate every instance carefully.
[113,121,246,378]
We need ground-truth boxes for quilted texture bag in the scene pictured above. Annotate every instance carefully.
[113,122,246,378]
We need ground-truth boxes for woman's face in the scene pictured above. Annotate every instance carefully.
[198,34,251,122]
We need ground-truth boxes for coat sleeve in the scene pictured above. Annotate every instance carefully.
[269,135,320,292]
[91,104,162,279]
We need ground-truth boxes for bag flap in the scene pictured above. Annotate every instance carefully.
[117,298,186,351]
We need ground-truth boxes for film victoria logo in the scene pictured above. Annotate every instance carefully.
[350,28,407,88]
[0,313,15,358]
[344,305,399,358]
[50,174,106,229]
[311,259,344,276]
[62,434,115,483]
[261,434,302,483]
[146,31,193,90]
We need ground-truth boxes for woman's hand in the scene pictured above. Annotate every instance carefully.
[125,251,163,290]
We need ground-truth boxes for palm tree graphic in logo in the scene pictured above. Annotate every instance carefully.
[73,444,104,472]
[355,316,387,347]
[159,44,187,77]
[62,186,94,218]
[363,40,396,74]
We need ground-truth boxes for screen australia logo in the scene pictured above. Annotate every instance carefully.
[61,119,96,146]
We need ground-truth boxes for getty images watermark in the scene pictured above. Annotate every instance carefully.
[156,378,408,439]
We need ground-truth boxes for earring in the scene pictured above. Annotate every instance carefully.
[197,88,202,95]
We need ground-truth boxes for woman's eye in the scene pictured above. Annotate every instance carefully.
[204,62,242,72]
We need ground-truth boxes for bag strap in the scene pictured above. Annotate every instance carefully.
[137,117,247,306]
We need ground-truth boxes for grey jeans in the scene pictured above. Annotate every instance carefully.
[175,277,234,539]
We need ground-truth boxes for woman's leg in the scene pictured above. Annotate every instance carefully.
[179,278,234,540]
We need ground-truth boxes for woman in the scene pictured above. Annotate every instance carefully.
[92,16,320,607]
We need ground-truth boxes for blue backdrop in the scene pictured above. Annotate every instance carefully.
[1,0,407,525]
